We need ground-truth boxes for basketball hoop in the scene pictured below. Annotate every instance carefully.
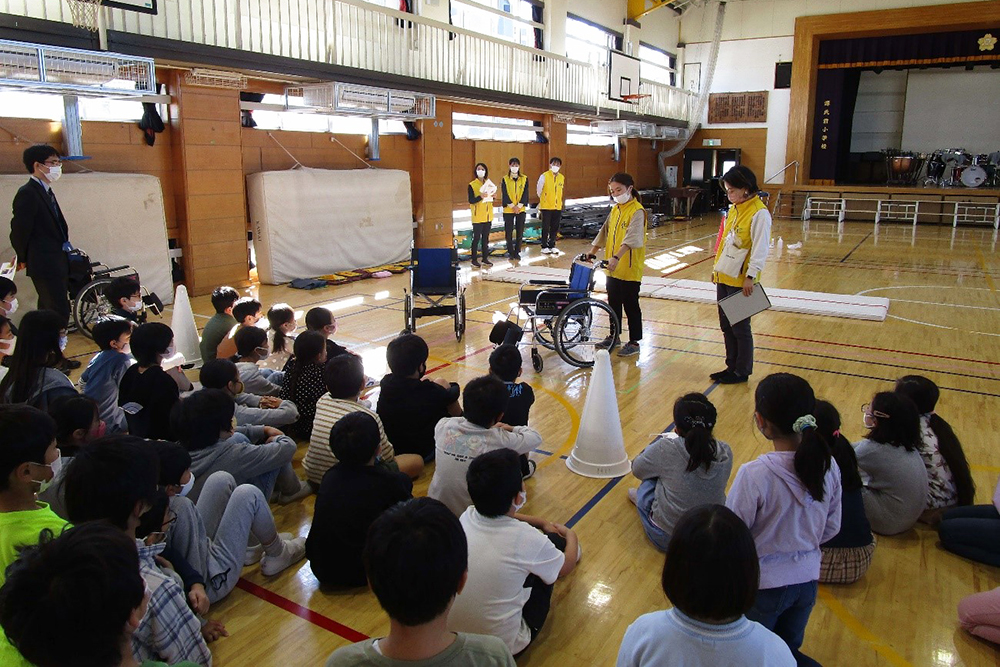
[68,0,102,32]
[620,94,652,104]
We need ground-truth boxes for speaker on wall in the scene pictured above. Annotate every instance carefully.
[775,62,792,89]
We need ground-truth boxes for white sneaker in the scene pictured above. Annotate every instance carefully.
[276,479,314,505]
[541,248,552,255]
[245,532,292,566]
[260,536,307,576]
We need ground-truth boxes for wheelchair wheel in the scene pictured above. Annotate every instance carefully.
[533,318,557,350]
[553,298,620,368]
[74,277,114,339]
[531,348,543,373]
[455,290,466,341]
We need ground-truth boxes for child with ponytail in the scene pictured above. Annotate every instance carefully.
[895,375,975,523]
[260,303,296,372]
[726,373,841,665]
[628,393,732,551]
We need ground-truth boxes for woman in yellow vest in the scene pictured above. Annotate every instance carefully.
[536,157,564,254]
[584,172,647,357]
[467,162,494,268]
[711,166,772,385]
[501,157,529,260]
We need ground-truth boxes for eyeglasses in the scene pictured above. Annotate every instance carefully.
[861,403,890,419]
[43,159,62,167]
[143,509,178,545]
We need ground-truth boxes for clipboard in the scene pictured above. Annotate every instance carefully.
[719,283,771,325]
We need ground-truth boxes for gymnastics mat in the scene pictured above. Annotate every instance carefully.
[248,167,412,285]
[0,173,174,327]
[483,266,890,322]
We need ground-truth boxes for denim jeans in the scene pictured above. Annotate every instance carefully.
[746,580,821,666]
[635,479,671,551]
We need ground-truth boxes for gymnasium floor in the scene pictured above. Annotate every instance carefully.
[65,214,1000,666]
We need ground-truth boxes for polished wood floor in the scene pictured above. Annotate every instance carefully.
[62,215,1000,666]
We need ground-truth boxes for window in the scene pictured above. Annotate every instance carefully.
[639,43,676,86]
[566,124,616,146]
[450,0,542,49]
[250,94,406,134]
[0,91,144,122]
[452,112,538,142]
[566,15,617,67]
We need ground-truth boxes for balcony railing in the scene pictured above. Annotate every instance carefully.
[5,0,694,122]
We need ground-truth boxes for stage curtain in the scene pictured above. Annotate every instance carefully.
[809,69,861,182]
[818,27,1000,68]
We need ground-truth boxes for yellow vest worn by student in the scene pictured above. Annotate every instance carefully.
[713,194,768,287]
[502,174,528,214]
[539,170,565,210]
[469,179,494,224]
[604,197,647,283]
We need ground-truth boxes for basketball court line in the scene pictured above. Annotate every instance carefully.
[840,231,873,263]
[235,579,369,643]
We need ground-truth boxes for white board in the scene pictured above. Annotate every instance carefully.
[0,172,174,326]
[609,51,641,102]
[248,167,413,285]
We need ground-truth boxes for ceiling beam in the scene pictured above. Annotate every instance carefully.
[627,0,681,21]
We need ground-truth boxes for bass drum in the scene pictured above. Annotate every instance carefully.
[960,165,988,188]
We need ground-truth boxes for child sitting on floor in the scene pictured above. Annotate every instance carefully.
[304,353,422,488]
[260,303,297,372]
[324,496,515,666]
[79,318,134,434]
[429,375,542,516]
[279,331,329,440]
[305,306,350,361]
[306,411,413,588]
[200,286,239,363]
[489,344,537,479]
[200,358,299,429]
[628,393,732,552]
[232,326,284,395]
[377,333,463,462]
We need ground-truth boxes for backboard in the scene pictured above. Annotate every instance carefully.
[608,50,641,102]
[103,0,157,14]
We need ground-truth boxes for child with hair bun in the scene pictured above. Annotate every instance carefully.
[726,373,841,665]
[628,393,732,551]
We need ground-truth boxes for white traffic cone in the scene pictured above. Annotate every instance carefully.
[170,284,202,368]
[566,349,631,478]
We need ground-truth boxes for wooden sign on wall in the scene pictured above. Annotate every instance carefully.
[708,91,769,124]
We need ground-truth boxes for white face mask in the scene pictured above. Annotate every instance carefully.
[255,346,270,360]
[179,472,195,497]
[58,335,68,352]
[45,164,62,183]
[550,165,560,174]
[512,490,527,512]
[613,190,632,204]
[126,298,143,312]
[31,449,61,493]
[0,336,15,356]
[510,166,519,174]
[120,342,131,356]
[476,169,486,179]
[863,413,876,429]
[2,297,17,315]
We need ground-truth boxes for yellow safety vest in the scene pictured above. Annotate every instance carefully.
[604,197,647,283]
[502,174,528,214]
[469,179,493,224]
[539,170,565,210]
[713,194,767,287]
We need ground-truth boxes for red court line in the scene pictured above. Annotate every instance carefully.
[425,344,494,375]
[643,318,1000,367]
[236,579,369,643]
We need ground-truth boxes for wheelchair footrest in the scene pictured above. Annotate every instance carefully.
[413,305,457,317]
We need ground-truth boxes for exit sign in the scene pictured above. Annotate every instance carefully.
[703,139,722,146]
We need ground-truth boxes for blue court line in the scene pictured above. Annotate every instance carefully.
[564,382,719,529]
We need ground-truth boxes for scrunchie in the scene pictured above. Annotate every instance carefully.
[792,414,817,433]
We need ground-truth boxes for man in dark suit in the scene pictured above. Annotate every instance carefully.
[10,144,80,369]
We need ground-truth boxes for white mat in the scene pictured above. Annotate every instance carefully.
[248,167,413,285]
[484,266,889,321]
[0,173,174,326]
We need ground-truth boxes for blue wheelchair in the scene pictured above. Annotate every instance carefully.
[402,243,466,340]
[493,259,620,371]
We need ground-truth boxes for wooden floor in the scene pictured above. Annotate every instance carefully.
[63,215,1000,666]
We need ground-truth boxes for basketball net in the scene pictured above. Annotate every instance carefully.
[68,0,102,32]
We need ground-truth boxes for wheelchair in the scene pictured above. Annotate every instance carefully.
[67,248,162,339]
[493,259,620,371]
[401,243,466,340]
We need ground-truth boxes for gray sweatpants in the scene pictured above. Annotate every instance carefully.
[168,470,280,603]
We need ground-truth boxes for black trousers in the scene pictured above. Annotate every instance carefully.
[471,222,491,262]
[33,272,71,327]
[717,282,754,376]
[540,210,562,249]
[606,276,642,343]
[503,212,526,257]
[519,531,568,652]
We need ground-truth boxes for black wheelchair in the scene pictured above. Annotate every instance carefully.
[401,243,466,340]
[68,249,162,339]
[492,259,620,371]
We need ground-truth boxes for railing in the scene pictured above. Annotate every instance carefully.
[4,0,695,122]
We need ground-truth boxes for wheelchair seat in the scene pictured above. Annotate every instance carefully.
[412,247,457,295]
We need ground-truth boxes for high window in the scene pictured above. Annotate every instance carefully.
[638,43,676,86]
[450,0,543,49]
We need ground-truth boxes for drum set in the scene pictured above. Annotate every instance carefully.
[885,148,1000,188]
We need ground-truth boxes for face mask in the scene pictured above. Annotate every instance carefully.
[46,165,62,183]
[58,335,68,352]
[164,344,176,358]
[550,165,560,174]
[255,346,270,360]
[863,413,876,429]
[510,166,519,174]
[281,322,296,334]
[476,169,486,179]
[179,472,196,497]
[31,450,61,493]
[92,420,107,440]
[0,336,15,356]
[3,297,17,315]
[613,190,632,204]
[120,342,131,356]
[512,490,527,512]
[127,298,143,312]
